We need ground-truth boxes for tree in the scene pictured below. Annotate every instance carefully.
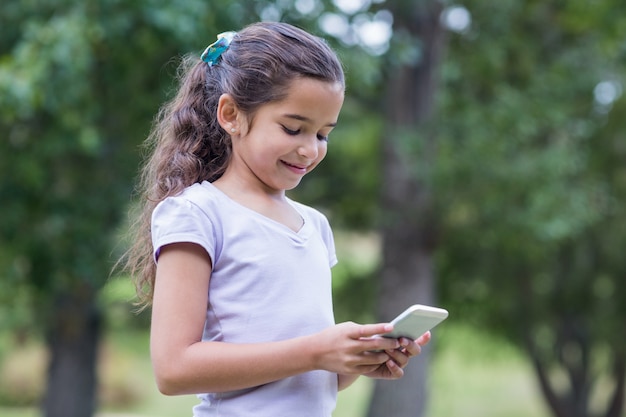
[367,1,446,416]
[0,1,234,415]
[0,1,396,414]
[434,1,626,416]
[13,1,624,416]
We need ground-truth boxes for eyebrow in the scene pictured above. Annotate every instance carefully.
[283,113,337,127]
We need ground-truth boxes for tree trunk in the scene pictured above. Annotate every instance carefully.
[605,351,625,417]
[367,1,445,416]
[519,261,626,417]
[42,289,101,417]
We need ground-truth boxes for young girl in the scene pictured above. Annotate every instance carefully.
[125,22,430,416]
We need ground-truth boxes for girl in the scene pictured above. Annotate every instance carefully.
[124,22,430,416]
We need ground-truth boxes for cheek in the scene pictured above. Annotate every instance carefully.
[318,142,328,161]
[310,142,328,169]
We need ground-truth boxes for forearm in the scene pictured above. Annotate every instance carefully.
[152,335,318,395]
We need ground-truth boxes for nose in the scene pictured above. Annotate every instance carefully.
[297,136,321,160]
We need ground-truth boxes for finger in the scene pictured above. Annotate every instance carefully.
[416,331,431,346]
[362,335,401,353]
[399,338,422,357]
[360,350,393,365]
[384,358,405,378]
[355,323,394,339]
[385,347,410,368]
[359,364,384,375]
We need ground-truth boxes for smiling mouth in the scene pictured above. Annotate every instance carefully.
[282,160,307,170]
[282,161,307,169]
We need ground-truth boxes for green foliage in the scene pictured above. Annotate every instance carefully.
[0,1,381,415]
[0,0,235,330]
[433,1,626,414]
[3,0,625,415]
[436,0,625,327]
[0,0,387,329]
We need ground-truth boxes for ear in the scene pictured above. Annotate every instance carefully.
[217,93,241,134]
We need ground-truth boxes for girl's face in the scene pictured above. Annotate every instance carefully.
[230,77,345,194]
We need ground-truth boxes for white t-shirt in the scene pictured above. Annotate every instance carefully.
[151,181,338,417]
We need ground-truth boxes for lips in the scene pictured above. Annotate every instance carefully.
[281,160,309,174]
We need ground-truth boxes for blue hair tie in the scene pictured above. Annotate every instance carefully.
[201,31,236,66]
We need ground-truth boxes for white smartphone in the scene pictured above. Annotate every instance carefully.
[383,304,449,340]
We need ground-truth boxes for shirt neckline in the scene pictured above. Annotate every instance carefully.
[201,181,312,241]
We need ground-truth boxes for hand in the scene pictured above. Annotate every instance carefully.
[362,331,432,380]
[310,322,403,376]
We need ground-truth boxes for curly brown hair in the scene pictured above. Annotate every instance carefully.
[121,22,345,307]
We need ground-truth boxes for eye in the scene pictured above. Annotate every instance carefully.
[282,126,301,136]
[282,125,330,142]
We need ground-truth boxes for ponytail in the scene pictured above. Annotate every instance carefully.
[122,56,231,306]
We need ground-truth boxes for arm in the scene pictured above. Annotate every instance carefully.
[150,242,402,395]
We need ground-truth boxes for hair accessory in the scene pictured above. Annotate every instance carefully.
[201,31,236,66]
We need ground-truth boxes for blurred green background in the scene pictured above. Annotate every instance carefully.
[1,0,625,416]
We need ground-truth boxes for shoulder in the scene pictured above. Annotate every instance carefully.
[174,181,220,207]
[151,181,228,239]
[151,182,223,261]
[153,182,221,216]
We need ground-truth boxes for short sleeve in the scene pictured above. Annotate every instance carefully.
[151,196,216,263]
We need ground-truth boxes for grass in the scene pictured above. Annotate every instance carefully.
[0,318,552,417]
[428,324,550,417]
[332,323,551,417]
[94,324,551,417]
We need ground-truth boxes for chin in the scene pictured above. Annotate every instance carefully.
[284,179,303,191]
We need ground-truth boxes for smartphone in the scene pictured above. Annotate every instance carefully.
[383,304,449,340]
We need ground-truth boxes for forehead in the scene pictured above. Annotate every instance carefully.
[268,78,345,121]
